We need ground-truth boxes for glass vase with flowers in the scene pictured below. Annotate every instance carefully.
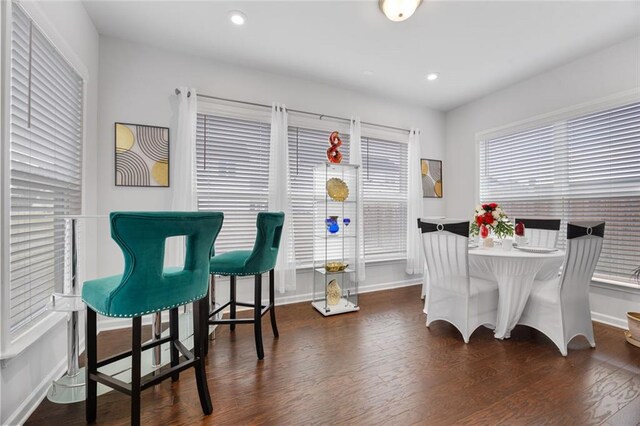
[470,203,514,248]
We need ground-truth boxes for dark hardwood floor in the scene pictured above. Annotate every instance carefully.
[27,285,640,425]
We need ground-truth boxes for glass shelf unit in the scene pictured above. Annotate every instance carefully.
[312,163,360,316]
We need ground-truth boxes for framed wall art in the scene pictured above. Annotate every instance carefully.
[421,158,442,198]
[115,122,169,187]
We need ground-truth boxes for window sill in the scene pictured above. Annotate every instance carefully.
[0,311,67,364]
[590,277,640,295]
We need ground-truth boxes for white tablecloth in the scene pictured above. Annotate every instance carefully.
[469,247,565,339]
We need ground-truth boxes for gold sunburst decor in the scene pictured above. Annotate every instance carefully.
[326,177,349,202]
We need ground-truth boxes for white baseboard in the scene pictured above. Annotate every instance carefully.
[4,357,67,426]
[591,311,628,330]
[97,279,423,333]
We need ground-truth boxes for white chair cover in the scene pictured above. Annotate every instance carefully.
[420,219,499,343]
[514,218,561,248]
[518,221,605,356]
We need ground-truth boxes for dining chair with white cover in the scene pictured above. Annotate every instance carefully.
[419,219,499,343]
[514,218,560,248]
[518,221,605,356]
[514,218,561,248]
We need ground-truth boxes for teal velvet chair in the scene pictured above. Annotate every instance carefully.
[208,211,285,360]
[82,211,223,426]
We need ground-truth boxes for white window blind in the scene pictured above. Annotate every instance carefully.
[9,5,84,333]
[479,101,640,284]
[196,113,270,253]
[362,136,408,260]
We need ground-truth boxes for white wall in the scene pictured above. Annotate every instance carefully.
[444,36,640,328]
[96,36,445,325]
[0,1,99,425]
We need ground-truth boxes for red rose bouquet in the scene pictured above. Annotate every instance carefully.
[470,202,514,239]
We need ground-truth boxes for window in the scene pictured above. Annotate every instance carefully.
[197,111,409,266]
[479,101,640,284]
[196,113,270,253]
[361,136,408,260]
[288,127,408,265]
[7,5,84,333]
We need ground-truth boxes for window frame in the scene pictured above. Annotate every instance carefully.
[475,90,640,289]
[0,0,88,358]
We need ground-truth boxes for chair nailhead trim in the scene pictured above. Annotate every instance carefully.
[210,269,271,277]
[83,292,207,318]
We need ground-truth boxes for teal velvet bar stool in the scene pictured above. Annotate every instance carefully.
[207,212,285,360]
[82,211,223,426]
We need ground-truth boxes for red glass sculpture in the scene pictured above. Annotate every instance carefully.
[515,222,525,237]
[327,131,343,164]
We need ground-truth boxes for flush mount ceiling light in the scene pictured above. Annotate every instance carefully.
[229,10,247,26]
[426,72,439,81]
[379,0,422,22]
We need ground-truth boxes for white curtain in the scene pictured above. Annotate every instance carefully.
[349,117,366,282]
[268,103,296,293]
[406,129,424,275]
[166,87,198,267]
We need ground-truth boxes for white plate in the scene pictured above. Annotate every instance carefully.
[514,246,558,254]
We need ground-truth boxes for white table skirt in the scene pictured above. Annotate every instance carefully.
[469,247,564,339]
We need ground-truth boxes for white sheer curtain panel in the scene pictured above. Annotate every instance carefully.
[166,87,198,267]
[406,129,424,275]
[349,117,366,282]
[268,103,297,292]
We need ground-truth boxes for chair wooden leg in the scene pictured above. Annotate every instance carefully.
[193,298,213,415]
[269,269,279,338]
[131,316,142,426]
[169,308,180,382]
[86,307,97,423]
[254,273,264,360]
[230,275,237,332]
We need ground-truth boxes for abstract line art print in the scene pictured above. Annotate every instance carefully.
[115,123,169,187]
[421,158,442,198]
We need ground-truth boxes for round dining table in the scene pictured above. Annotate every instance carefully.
[468,245,565,339]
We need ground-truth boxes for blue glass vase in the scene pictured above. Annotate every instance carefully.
[326,216,340,234]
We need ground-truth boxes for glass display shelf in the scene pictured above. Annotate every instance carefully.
[314,267,355,275]
[312,162,360,316]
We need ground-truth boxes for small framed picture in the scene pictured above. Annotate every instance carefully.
[421,158,442,198]
[115,122,169,187]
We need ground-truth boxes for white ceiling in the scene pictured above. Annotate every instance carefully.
[82,0,640,111]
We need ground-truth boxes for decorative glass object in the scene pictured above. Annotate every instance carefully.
[326,216,340,234]
[343,218,351,227]
[515,221,527,246]
[324,262,348,272]
[326,131,343,164]
[480,224,494,248]
[326,177,349,202]
[326,280,342,305]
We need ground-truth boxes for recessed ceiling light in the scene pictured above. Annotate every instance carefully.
[229,11,247,26]
[426,72,439,81]
[363,70,374,76]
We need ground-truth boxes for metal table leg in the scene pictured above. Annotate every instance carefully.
[47,218,86,404]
